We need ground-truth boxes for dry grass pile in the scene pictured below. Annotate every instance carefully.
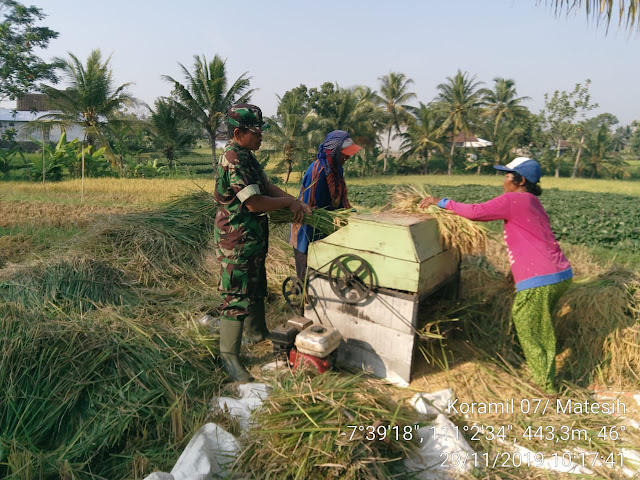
[269,207,352,236]
[420,237,640,387]
[265,224,297,289]
[0,200,132,228]
[555,268,640,385]
[0,233,33,268]
[0,191,229,479]
[0,303,221,480]
[78,189,218,283]
[418,241,515,361]
[235,370,418,480]
[0,256,132,312]
[445,353,640,480]
[451,356,640,480]
[456,255,515,351]
[387,185,487,256]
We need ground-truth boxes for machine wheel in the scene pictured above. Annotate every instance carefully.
[282,276,306,311]
[328,254,374,304]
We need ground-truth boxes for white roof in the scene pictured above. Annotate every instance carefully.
[0,108,58,122]
[0,108,106,124]
[461,137,493,148]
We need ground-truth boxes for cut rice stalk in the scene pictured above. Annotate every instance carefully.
[387,185,488,256]
[78,189,218,283]
[268,208,353,236]
[234,370,419,480]
[555,268,640,385]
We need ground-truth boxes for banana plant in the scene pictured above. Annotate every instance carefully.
[133,158,167,178]
[30,132,78,181]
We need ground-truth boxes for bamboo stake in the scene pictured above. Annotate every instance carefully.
[41,126,45,187]
[81,141,85,203]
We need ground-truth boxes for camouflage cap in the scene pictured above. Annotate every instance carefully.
[226,103,270,130]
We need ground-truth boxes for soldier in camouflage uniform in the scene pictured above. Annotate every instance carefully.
[214,103,311,381]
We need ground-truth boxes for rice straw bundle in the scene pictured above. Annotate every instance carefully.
[457,257,515,346]
[268,207,352,236]
[417,252,515,361]
[0,303,221,480]
[387,185,487,256]
[0,233,33,268]
[265,225,297,288]
[554,268,640,384]
[79,189,218,282]
[235,370,418,480]
[451,355,640,479]
[0,255,131,311]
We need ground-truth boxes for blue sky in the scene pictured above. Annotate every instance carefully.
[14,0,640,124]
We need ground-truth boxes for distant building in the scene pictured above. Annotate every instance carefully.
[0,94,85,143]
[449,131,493,148]
[550,139,572,153]
[17,93,50,111]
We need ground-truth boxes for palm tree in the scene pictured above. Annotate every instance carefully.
[46,49,135,169]
[433,70,484,175]
[163,54,253,169]
[486,120,524,171]
[583,124,629,178]
[148,99,195,170]
[314,85,380,150]
[400,103,445,174]
[377,72,416,171]
[548,0,640,30]
[263,95,316,183]
[482,78,530,136]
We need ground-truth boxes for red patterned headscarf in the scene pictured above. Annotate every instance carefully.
[313,130,351,209]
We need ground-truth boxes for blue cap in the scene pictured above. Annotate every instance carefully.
[494,157,541,183]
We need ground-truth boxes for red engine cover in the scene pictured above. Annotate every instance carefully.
[288,349,331,373]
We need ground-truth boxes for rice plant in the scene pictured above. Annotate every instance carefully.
[386,185,488,256]
[268,208,352,236]
[79,189,218,282]
[235,370,419,480]
[0,256,131,311]
[555,268,640,385]
[0,304,221,480]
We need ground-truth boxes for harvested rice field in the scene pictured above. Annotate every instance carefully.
[1,177,639,480]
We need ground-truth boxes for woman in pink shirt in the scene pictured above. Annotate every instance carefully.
[420,157,572,393]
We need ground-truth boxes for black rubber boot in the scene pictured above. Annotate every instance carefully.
[244,298,270,345]
[219,319,254,382]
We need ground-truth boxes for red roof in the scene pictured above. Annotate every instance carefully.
[447,131,479,143]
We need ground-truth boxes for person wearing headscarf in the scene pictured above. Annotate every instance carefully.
[420,157,572,393]
[289,130,361,281]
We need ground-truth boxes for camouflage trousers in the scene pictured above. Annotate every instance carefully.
[219,255,267,322]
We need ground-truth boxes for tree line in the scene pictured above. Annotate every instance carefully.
[1,0,640,182]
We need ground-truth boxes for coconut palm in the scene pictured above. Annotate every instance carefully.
[314,85,381,150]
[400,103,446,174]
[549,0,640,30]
[486,120,524,170]
[163,54,253,168]
[583,124,629,178]
[377,72,416,171]
[263,95,316,183]
[148,99,196,170]
[482,78,530,136]
[45,49,135,169]
[433,70,484,175]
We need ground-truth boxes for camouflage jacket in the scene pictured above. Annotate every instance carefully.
[213,141,269,263]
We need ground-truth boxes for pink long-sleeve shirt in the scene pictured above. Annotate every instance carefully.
[439,192,572,292]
